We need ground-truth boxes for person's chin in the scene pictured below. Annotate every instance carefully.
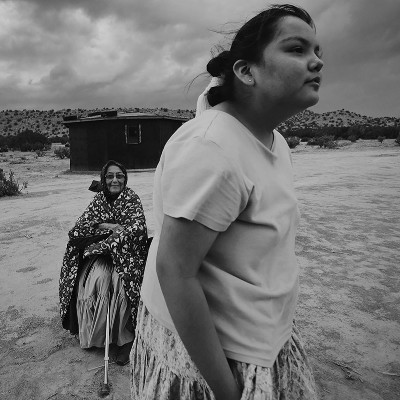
[303,93,320,108]
[109,187,121,194]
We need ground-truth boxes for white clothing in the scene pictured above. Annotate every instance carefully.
[141,109,300,367]
[195,77,222,117]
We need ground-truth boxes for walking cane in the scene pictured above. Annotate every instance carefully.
[99,303,111,397]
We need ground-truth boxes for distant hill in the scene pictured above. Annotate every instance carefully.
[0,107,398,139]
[278,109,399,132]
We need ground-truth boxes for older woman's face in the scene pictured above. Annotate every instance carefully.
[105,165,125,195]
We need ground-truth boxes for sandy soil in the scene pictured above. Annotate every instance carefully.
[0,140,399,400]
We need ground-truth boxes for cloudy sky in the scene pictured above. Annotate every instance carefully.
[0,0,399,117]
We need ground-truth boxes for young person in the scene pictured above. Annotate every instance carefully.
[131,4,323,399]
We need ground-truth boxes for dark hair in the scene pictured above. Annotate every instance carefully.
[207,4,315,106]
[100,160,128,199]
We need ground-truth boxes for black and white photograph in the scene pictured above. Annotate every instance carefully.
[0,1,399,399]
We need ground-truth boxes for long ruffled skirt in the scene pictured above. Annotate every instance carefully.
[76,255,134,348]
[130,301,318,400]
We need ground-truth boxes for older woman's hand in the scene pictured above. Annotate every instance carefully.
[97,223,123,232]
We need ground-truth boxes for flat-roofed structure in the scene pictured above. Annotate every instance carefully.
[63,110,188,171]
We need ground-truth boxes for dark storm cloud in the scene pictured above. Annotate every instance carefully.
[312,0,400,116]
[319,0,400,66]
[0,0,399,116]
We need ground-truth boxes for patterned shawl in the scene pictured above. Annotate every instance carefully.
[59,186,148,332]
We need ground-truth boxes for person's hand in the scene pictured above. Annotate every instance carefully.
[97,223,123,232]
[113,224,124,233]
[97,223,113,230]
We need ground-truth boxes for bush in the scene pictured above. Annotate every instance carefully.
[36,149,46,157]
[20,142,32,152]
[306,137,319,146]
[54,146,70,159]
[377,136,385,143]
[395,134,400,146]
[49,134,69,144]
[0,169,22,197]
[348,134,358,142]
[323,139,339,149]
[5,129,50,151]
[0,136,8,148]
[285,136,301,149]
[31,142,47,151]
[285,126,398,141]
[307,135,337,148]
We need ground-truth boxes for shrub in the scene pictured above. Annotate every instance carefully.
[348,134,358,142]
[31,142,46,151]
[20,142,32,152]
[54,146,70,159]
[307,135,337,148]
[323,139,339,149]
[6,129,50,151]
[285,136,301,149]
[36,149,46,157]
[306,137,319,146]
[0,169,22,197]
[0,135,8,148]
[49,134,69,144]
[395,134,400,146]
[377,136,385,143]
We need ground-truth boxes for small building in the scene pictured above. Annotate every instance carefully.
[63,110,188,171]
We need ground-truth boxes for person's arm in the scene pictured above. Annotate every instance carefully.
[157,215,241,400]
[68,194,105,240]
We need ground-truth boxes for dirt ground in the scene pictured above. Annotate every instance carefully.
[0,139,399,400]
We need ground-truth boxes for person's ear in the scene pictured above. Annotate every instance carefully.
[233,60,254,86]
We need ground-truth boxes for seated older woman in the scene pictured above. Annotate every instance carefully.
[59,160,148,365]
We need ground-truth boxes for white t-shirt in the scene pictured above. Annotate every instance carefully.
[141,109,300,367]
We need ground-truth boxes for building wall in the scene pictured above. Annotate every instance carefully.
[123,120,160,169]
[70,125,89,171]
[70,120,111,171]
[68,118,186,171]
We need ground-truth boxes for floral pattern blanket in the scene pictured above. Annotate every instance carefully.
[59,187,148,331]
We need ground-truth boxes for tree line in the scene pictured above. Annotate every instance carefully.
[0,129,69,152]
[282,125,399,141]
[1,125,399,153]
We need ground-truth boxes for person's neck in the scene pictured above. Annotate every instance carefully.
[214,101,285,149]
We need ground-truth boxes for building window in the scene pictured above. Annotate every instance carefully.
[125,124,141,144]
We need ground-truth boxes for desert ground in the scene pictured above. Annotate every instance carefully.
[0,139,399,400]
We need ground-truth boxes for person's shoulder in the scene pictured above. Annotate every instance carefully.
[92,191,104,203]
[162,110,244,172]
[123,187,137,198]
[273,129,290,148]
[123,187,145,204]
[273,129,294,164]
[273,129,284,140]
[170,110,220,138]
[175,109,235,135]
[197,109,239,137]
